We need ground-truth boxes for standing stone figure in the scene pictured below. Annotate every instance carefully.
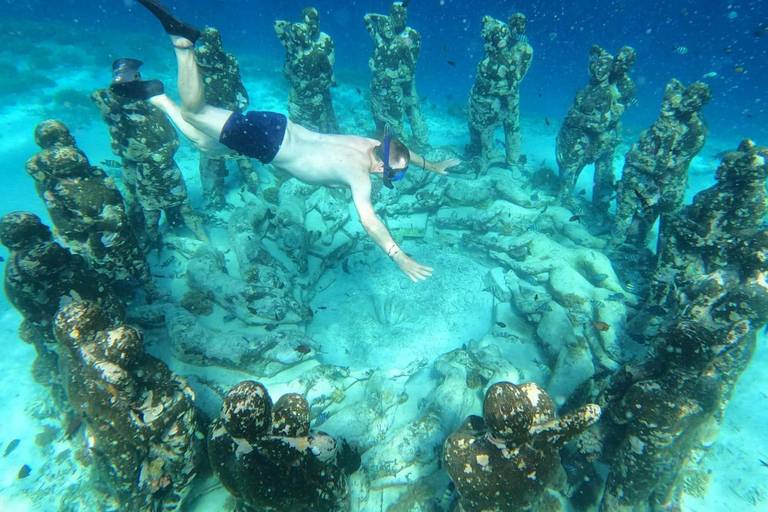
[275,8,339,134]
[92,70,209,248]
[195,27,256,210]
[611,79,711,248]
[25,119,154,293]
[556,45,636,214]
[466,14,533,167]
[364,2,429,149]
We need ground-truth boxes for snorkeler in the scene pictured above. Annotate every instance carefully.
[114,0,459,283]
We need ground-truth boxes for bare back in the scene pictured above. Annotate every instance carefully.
[270,120,377,190]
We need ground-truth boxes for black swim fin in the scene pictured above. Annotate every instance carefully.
[109,58,164,101]
[110,79,164,101]
[135,0,200,43]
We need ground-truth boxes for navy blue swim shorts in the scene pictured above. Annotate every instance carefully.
[219,111,287,163]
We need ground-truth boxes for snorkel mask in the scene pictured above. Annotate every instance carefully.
[382,123,408,189]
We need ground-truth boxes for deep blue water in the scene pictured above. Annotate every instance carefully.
[2,0,767,148]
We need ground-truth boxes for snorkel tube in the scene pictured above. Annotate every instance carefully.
[382,123,394,189]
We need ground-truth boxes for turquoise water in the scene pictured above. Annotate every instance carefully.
[0,1,766,511]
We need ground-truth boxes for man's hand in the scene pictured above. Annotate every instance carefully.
[429,158,461,175]
[393,251,433,282]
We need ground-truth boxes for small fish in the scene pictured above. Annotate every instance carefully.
[578,189,586,196]
[494,138,506,149]
[530,193,539,201]
[447,60,456,66]
[592,273,609,282]
[592,321,611,332]
[626,281,637,293]
[760,459,768,467]
[341,258,350,274]
[18,464,31,479]
[540,206,548,213]
[626,97,639,107]
[516,34,529,43]
[634,189,651,210]
[673,45,688,55]
[159,255,176,268]
[317,306,327,310]
[295,344,311,354]
[264,324,278,332]
[591,300,606,309]
[734,65,746,73]
[625,269,643,281]
[100,159,121,169]
[534,294,539,301]
[535,303,553,313]
[518,154,528,164]
[0,255,4,263]
[569,215,581,222]
[606,293,625,301]
[440,481,457,507]
[315,411,329,426]
[65,416,83,440]
[521,275,538,285]
[724,46,733,54]
[355,87,362,95]
[623,253,642,263]
[3,439,20,457]
[222,314,236,323]
[532,358,550,373]
[702,71,718,79]
[443,45,450,51]
[496,321,507,328]
[727,10,738,19]
[544,117,551,126]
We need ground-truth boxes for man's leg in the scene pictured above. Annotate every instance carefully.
[135,0,232,141]
[149,94,231,155]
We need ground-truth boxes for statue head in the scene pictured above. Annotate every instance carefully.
[481,16,509,51]
[301,7,320,39]
[680,81,712,113]
[588,45,613,84]
[508,12,527,36]
[390,2,408,33]
[612,46,636,75]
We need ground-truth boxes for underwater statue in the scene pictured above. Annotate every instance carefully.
[466,14,533,167]
[25,119,156,296]
[53,300,204,512]
[444,381,600,511]
[275,7,340,134]
[194,27,257,210]
[364,1,430,148]
[556,45,636,215]
[92,76,209,248]
[208,380,359,511]
[597,320,750,512]
[611,79,711,248]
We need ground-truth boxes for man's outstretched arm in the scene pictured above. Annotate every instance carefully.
[350,180,432,282]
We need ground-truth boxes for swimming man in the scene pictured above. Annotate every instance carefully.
[113,0,459,282]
